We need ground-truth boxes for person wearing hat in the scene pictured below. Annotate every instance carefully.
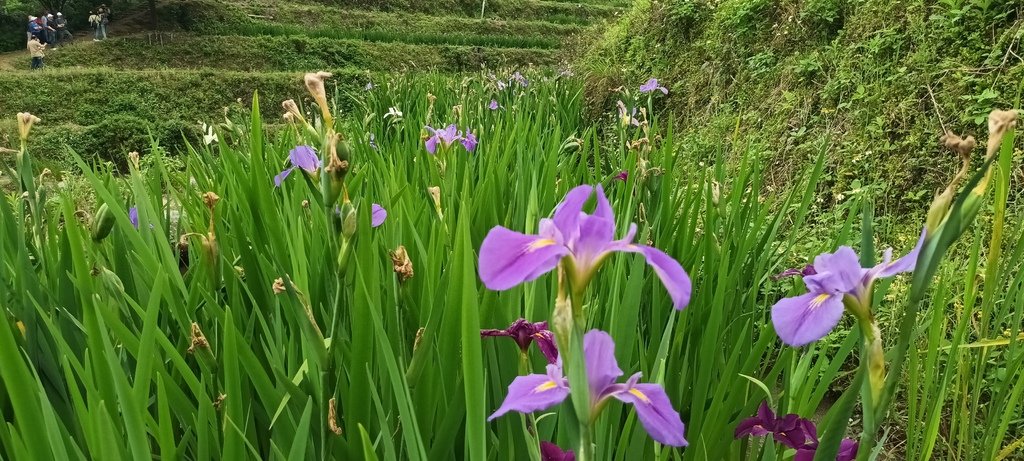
[27,16,41,41]
[89,10,104,41]
[28,35,47,70]
[44,13,56,44]
[54,13,71,47]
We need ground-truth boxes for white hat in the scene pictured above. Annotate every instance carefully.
[47,14,53,17]
[29,16,37,20]
[57,12,63,16]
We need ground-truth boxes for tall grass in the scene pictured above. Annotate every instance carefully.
[1,71,1020,460]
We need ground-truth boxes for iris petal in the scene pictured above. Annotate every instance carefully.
[613,382,688,447]
[616,245,692,310]
[478,226,568,291]
[583,330,623,395]
[289,145,320,173]
[552,185,594,243]
[371,204,387,227]
[273,167,295,187]
[488,365,569,421]
[770,292,845,346]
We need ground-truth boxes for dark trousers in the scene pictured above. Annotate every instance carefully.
[31,57,43,69]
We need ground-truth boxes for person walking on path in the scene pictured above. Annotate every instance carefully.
[54,13,72,47]
[28,36,46,70]
[89,11,105,41]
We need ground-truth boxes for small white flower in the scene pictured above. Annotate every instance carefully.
[384,107,403,119]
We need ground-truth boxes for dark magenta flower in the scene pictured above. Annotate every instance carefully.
[461,130,478,152]
[771,230,926,346]
[614,171,628,182]
[489,99,500,110]
[540,441,575,461]
[737,401,858,460]
[478,184,691,310]
[481,319,558,364]
[371,203,387,228]
[274,145,321,187]
[129,206,140,229]
[488,330,687,446]
[424,124,461,154]
[639,78,669,95]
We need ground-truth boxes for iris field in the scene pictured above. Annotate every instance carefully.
[1,70,1022,461]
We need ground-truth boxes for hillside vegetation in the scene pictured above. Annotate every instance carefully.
[584,0,1023,219]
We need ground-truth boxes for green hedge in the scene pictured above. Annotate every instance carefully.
[41,35,561,72]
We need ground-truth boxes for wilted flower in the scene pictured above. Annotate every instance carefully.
[390,245,414,282]
[481,319,558,363]
[489,330,687,447]
[614,170,628,182]
[488,99,500,110]
[540,442,575,461]
[304,72,333,124]
[617,100,640,127]
[478,184,691,310]
[328,398,343,435]
[371,203,387,227]
[274,146,321,187]
[272,277,287,294]
[17,112,41,142]
[282,99,304,122]
[771,231,925,346]
[639,78,669,95]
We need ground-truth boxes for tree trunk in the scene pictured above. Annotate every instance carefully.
[149,0,157,24]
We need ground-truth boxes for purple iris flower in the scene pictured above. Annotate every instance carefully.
[771,230,926,346]
[274,145,321,187]
[540,441,575,461]
[772,264,817,281]
[478,184,691,310]
[129,206,140,229]
[424,124,461,154]
[510,71,529,87]
[639,78,669,95]
[736,401,858,460]
[616,100,640,127]
[488,330,687,447]
[489,99,500,110]
[461,130,478,152]
[481,319,558,364]
[614,171,628,182]
[371,203,387,228]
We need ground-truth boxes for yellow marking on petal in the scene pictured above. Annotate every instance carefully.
[533,381,558,393]
[526,239,556,252]
[810,293,831,309]
[628,388,651,404]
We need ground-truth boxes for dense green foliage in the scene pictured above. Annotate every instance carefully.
[584,0,1024,217]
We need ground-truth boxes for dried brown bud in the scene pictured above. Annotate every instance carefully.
[187,322,209,354]
[427,186,441,213]
[986,109,1019,159]
[452,104,463,119]
[413,327,425,353]
[390,245,414,282]
[940,132,976,158]
[272,277,287,294]
[213,393,227,410]
[128,151,140,170]
[304,72,334,124]
[202,192,220,210]
[301,199,310,209]
[328,397,342,435]
[282,99,303,121]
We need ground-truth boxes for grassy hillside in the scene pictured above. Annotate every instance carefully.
[583,0,1023,220]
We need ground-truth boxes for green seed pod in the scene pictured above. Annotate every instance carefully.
[91,203,116,242]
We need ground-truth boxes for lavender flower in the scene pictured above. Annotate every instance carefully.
[478,184,691,310]
[771,230,925,346]
[510,71,529,88]
[481,319,558,364]
[540,442,575,461]
[461,130,478,152]
[488,330,687,447]
[488,99,500,110]
[129,206,140,230]
[274,146,321,187]
[639,78,668,95]
[424,124,461,154]
[371,203,387,228]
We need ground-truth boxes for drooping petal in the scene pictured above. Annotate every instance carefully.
[488,364,569,420]
[583,330,623,395]
[613,382,687,447]
[532,330,559,364]
[128,206,139,229]
[478,226,569,291]
[804,247,862,295]
[552,185,594,243]
[618,245,692,310]
[425,135,439,154]
[540,441,575,461]
[640,78,658,93]
[873,228,926,279]
[734,401,776,438]
[289,145,321,173]
[770,291,845,346]
[274,167,296,187]
[771,414,809,449]
[371,203,387,227]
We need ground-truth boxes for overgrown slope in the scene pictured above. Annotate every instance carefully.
[584,0,1023,219]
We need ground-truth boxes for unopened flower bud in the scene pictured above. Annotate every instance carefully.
[91,203,116,242]
[339,202,357,239]
[323,134,351,207]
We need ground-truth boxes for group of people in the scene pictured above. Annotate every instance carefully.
[25,4,112,70]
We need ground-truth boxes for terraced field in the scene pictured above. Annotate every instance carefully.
[0,0,625,165]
